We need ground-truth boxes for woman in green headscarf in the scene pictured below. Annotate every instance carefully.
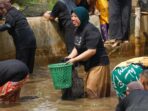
[66,7,110,98]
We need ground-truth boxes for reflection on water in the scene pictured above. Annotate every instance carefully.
[0,58,122,111]
[0,40,147,111]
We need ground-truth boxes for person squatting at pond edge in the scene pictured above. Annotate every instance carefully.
[43,0,76,54]
[0,1,36,74]
[112,57,148,100]
[66,7,111,99]
[0,59,29,103]
[115,71,148,111]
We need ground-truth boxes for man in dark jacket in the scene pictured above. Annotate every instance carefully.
[0,1,36,73]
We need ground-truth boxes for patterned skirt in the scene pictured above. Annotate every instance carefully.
[0,75,29,103]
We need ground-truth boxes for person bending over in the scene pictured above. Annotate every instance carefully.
[0,59,29,103]
[116,71,148,111]
[66,7,110,99]
[112,57,148,100]
[0,1,36,73]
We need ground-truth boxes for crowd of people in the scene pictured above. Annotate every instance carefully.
[0,1,148,111]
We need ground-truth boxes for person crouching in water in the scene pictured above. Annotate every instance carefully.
[0,1,36,73]
[112,57,148,100]
[116,71,148,111]
[0,60,29,103]
[66,7,111,98]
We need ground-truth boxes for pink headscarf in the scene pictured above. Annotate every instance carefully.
[127,81,144,92]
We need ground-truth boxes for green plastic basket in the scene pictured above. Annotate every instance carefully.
[48,63,72,89]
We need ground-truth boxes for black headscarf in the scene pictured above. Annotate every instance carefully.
[72,6,89,28]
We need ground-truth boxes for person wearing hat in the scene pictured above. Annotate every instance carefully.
[0,1,36,73]
[66,6,110,99]
[112,57,148,100]
[0,59,29,103]
[116,70,148,111]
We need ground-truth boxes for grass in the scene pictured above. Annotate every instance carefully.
[13,0,57,10]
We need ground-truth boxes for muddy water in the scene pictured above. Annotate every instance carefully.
[0,56,136,111]
[0,39,148,111]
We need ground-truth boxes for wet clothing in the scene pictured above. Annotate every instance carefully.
[50,0,75,54]
[116,90,148,111]
[112,64,143,99]
[109,0,132,41]
[16,48,36,74]
[86,65,110,98]
[73,7,110,98]
[0,59,29,87]
[0,59,29,103]
[0,76,28,103]
[0,7,36,73]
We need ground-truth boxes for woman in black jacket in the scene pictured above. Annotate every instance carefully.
[0,1,36,73]
[66,7,110,99]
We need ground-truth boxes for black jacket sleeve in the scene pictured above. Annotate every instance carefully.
[0,23,11,31]
[116,98,126,111]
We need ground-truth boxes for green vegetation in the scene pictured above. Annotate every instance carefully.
[12,0,57,10]
[47,0,57,10]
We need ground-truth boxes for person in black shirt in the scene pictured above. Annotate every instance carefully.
[66,7,110,98]
[0,1,36,73]
[0,59,29,103]
[116,70,148,111]
[43,0,76,54]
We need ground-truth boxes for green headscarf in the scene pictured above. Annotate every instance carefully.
[112,64,143,99]
[72,6,89,27]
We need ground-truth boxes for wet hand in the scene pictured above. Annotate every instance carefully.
[66,58,76,64]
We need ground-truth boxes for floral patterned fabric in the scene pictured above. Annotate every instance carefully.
[0,75,29,103]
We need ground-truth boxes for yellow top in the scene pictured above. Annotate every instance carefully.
[96,0,109,24]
